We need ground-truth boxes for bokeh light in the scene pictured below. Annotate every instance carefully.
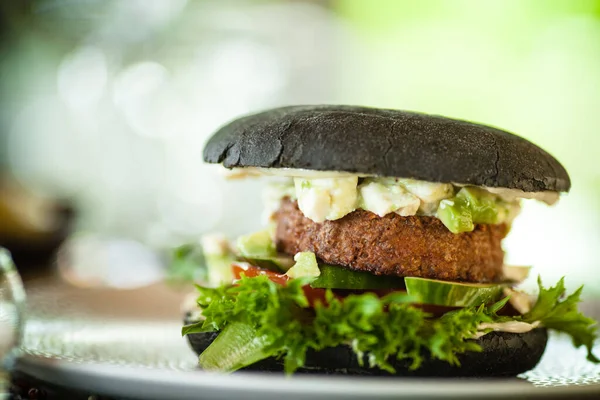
[0,0,598,292]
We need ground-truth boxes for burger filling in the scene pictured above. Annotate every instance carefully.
[175,170,598,374]
[275,198,507,282]
[265,176,522,233]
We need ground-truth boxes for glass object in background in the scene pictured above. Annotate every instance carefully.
[0,248,26,382]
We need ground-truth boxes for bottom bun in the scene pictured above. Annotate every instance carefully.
[185,319,548,377]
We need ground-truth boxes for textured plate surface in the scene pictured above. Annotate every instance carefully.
[13,281,600,399]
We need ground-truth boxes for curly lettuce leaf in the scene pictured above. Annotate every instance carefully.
[523,277,599,363]
[184,275,598,374]
[167,244,208,283]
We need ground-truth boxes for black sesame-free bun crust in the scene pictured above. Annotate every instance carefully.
[186,325,548,377]
[204,105,570,192]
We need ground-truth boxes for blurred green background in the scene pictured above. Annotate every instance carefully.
[0,0,598,293]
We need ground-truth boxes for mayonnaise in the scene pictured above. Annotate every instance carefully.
[294,177,358,222]
[266,175,521,225]
[223,167,559,205]
[222,167,559,225]
[474,320,541,338]
[358,180,420,217]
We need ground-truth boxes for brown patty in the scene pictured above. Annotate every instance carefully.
[274,199,508,283]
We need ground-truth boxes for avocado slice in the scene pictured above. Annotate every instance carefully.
[240,255,295,273]
[404,277,505,307]
[236,228,296,272]
[456,187,499,224]
[437,197,474,233]
[286,252,320,278]
[437,187,506,233]
[311,264,405,290]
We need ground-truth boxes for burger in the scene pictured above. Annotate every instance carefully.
[178,105,598,376]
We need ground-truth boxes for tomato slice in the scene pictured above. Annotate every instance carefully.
[232,263,407,307]
[232,262,289,285]
[232,262,327,306]
[229,263,485,316]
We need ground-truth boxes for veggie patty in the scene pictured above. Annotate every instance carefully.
[275,198,508,282]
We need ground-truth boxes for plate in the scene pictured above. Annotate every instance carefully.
[13,281,600,399]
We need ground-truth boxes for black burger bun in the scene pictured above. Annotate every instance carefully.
[203,105,570,192]
[185,319,548,377]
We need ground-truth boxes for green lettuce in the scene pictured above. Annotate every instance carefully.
[183,275,598,373]
[522,277,599,363]
[167,244,207,283]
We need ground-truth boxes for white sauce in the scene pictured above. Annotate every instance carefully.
[262,182,296,223]
[222,167,365,179]
[399,178,455,204]
[503,287,534,314]
[485,187,559,205]
[289,176,455,223]
[294,177,358,223]
[474,320,541,338]
[223,167,560,224]
[358,181,420,217]
[223,167,560,205]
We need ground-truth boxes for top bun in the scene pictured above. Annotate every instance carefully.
[203,105,570,192]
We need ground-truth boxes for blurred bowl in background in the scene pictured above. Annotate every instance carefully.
[0,175,73,277]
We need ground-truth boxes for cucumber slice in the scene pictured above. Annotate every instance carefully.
[241,255,295,272]
[311,264,405,290]
[199,322,273,372]
[405,277,505,307]
[237,230,292,272]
